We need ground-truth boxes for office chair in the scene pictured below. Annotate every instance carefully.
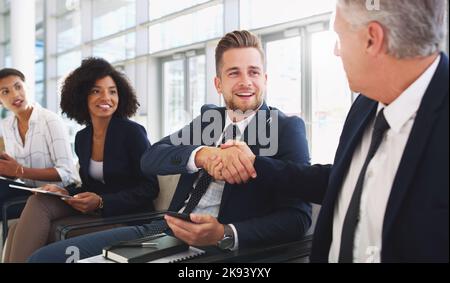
[52,175,179,241]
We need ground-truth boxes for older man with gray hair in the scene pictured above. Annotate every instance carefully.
[220,0,448,262]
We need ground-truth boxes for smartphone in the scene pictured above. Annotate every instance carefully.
[165,211,192,222]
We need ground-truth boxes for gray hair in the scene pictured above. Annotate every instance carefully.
[337,0,447,58]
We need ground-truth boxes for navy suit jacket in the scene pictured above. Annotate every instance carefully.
[67,117,159,217]
[254,54,449,262]
[141,103,312,249]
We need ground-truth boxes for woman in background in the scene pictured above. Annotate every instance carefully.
[0,68,78,222]
[3,58,159,262]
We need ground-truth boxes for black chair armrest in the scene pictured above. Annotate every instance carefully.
[186,234,314,263]
[56,211,169,240]
[2,196,28,244]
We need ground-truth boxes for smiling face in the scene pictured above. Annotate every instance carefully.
[87,76,119,121]
[0,75,30,115]
[215,47,267,112]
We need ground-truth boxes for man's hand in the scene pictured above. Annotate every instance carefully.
[65,192,102,213]
[204,155,224,181]
[164,214,224,247]
[219,141,257,184]
[195,142,257,184]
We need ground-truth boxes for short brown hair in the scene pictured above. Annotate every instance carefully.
[215,30,265,76]
[0,68,25,82]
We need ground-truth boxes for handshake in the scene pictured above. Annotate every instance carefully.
[195,141,257,184]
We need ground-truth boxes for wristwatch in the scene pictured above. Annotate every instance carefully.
[217,224,235,250]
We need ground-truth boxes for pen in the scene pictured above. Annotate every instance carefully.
[113,243,158,248]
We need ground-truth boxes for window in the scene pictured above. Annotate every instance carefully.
[263,22,352,164]
[265,36,302,116]
[3,43,10,67]
[149,0,209,20]
[163,59,185,135]
[56,7,81,53]
[93,32,135,63]
[57,50,81,77]
[149,4,223,53]
[240,0,334,30]
[162,52,206,136]
[93,0,136,39]
[311,31,351,164]
[35,0,45,106]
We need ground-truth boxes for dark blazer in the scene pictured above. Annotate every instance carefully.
[141,103,312,249]
[67,117,159,217]
[254,54,449,262]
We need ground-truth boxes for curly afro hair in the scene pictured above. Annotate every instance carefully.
[60,57,139,125]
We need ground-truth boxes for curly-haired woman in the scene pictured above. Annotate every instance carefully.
[3,58,159,262]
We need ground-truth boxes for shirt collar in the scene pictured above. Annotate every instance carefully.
[10,103,41,129]
[223,101,263,136]
[224,111,257,137]
[380,55,441,133]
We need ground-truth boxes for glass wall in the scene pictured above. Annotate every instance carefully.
[93,0,136,39]
[263,22,352,164]
[149,2,223,54]
[265,36,302,116]
[240,0,334,30]
[35,0,45,106]
[149,0,209,20]
[93,32,136,63]
[311,31,351,164]
[5,0,446,160]
[56,3,81,53]
[163,52,206,136]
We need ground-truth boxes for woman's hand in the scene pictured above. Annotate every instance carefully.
[66,192,102,214]
[0,152,22,178]
[40,184,69,196]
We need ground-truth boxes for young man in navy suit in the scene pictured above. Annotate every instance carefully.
[221,0,449,263]
[28,30,312,262]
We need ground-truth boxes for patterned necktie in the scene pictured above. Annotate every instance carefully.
[338,109,390,263]
[142,124,239,236]
[182,124,239,214]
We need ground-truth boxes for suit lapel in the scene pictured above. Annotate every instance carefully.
[325,99,378,207]
[383,54,449,241]
[80,125,93,181]
[102,118,116,183]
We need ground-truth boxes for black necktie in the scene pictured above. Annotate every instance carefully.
[142,124,240,237]
[338,109,390,263]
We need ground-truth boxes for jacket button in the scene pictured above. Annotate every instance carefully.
[171,157,182,165]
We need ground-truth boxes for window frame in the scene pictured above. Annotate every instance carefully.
[160,49,206,136]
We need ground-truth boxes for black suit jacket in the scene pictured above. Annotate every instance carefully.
[254,54,449,262]
[67,117,159,217]
[141,103,312,249]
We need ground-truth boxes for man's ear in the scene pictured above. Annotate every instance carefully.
[366,22,385,56]
[214,77,222,96]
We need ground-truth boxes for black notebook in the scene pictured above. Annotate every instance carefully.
[102,234,189,263]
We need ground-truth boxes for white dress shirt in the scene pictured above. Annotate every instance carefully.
[329,56,441,263]
[89,159,104,183]
[185,111,257,250]
[1,103,80,187]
